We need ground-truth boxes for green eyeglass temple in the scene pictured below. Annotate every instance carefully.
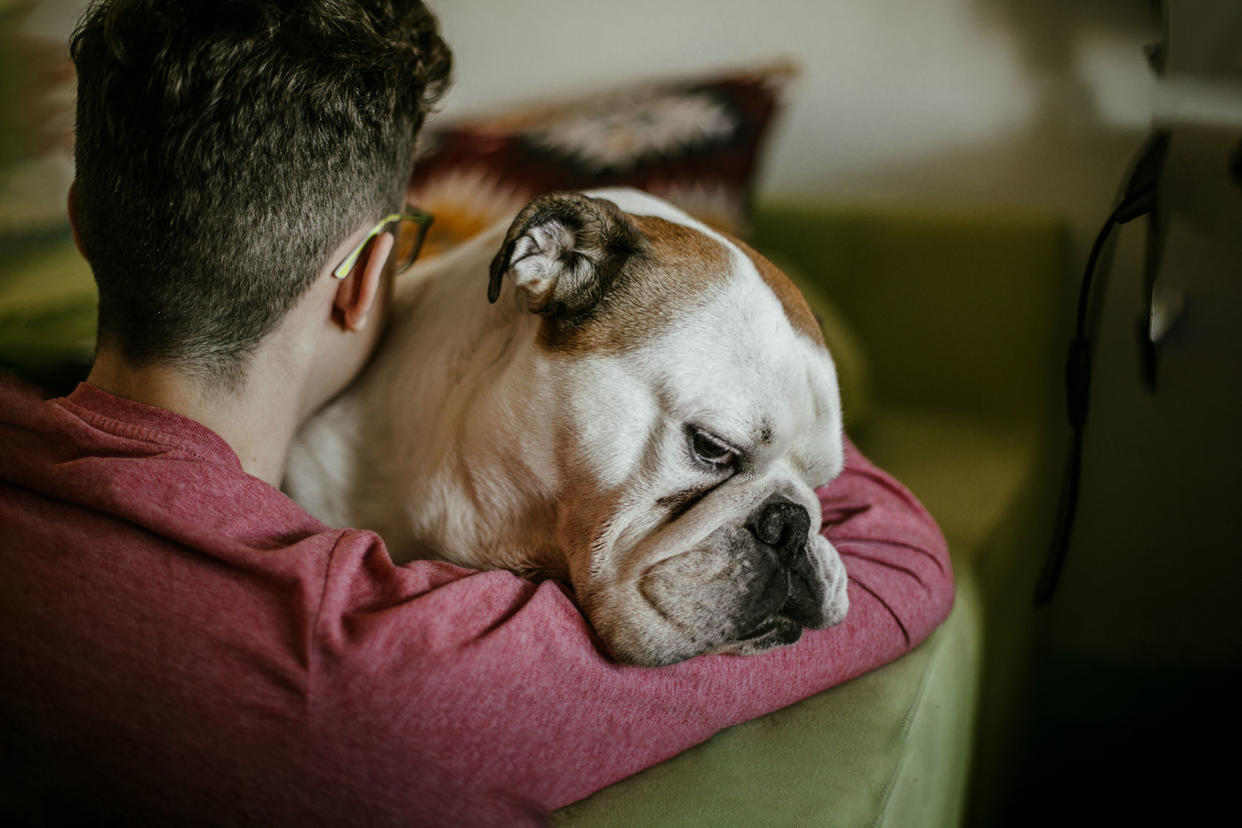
[332,208,433,280]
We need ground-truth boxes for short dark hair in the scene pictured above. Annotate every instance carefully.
[70,0,451,386]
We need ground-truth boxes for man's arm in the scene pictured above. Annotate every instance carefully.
[309,437,952,825]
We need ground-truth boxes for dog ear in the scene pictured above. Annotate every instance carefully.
[488,192,645,318]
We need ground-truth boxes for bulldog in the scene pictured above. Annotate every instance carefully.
[285,188,849,666]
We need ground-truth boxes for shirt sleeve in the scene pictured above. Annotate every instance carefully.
[307,437,953,826]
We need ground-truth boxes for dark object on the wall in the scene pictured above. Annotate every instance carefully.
[1035,131,1170,606]
[1229,138,1242,191]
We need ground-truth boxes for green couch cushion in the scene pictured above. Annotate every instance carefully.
[767,252,874,431]
[859,410,1045,570]
[752,202,1071,423]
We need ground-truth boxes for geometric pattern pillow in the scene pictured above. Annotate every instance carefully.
[408,61,797,260]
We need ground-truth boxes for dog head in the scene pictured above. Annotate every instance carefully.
[489,189,848,666]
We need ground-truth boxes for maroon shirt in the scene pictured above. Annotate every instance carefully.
[0,379,953,825]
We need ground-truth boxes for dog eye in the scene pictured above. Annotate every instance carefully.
[689,427,738,468]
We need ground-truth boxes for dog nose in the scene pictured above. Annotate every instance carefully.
[741,495,824,630]
[748,495,811,561]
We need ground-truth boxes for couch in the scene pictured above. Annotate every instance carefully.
[0,198,1071,826]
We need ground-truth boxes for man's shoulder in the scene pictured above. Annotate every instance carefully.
[0,372,53,421]
[0,373,365,569]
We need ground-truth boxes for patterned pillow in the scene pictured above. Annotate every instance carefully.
[408,61,797,260]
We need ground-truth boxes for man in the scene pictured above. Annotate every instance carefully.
[0,1,953,824]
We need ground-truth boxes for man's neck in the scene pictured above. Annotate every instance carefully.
[87,349,309,487]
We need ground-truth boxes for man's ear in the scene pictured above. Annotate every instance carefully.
[333,232,393,332]
[487,192,645,319]
[67,181,87,260]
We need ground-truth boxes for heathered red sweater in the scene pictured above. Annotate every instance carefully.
[0,379,952,826]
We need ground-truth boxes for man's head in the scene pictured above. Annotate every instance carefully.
[70,0,451,389]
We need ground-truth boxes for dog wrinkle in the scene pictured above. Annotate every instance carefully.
[655,486,713,521]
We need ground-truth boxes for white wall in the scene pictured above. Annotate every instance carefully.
[427,0,1159,250]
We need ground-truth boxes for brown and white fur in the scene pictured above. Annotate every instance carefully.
[285,188,848,666]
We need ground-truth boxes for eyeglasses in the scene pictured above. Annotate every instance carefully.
[332,207,433,280]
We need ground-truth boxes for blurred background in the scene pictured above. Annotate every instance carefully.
[428,0,1157,260]
[3,0,1161,257]
[3,1,1239,825]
